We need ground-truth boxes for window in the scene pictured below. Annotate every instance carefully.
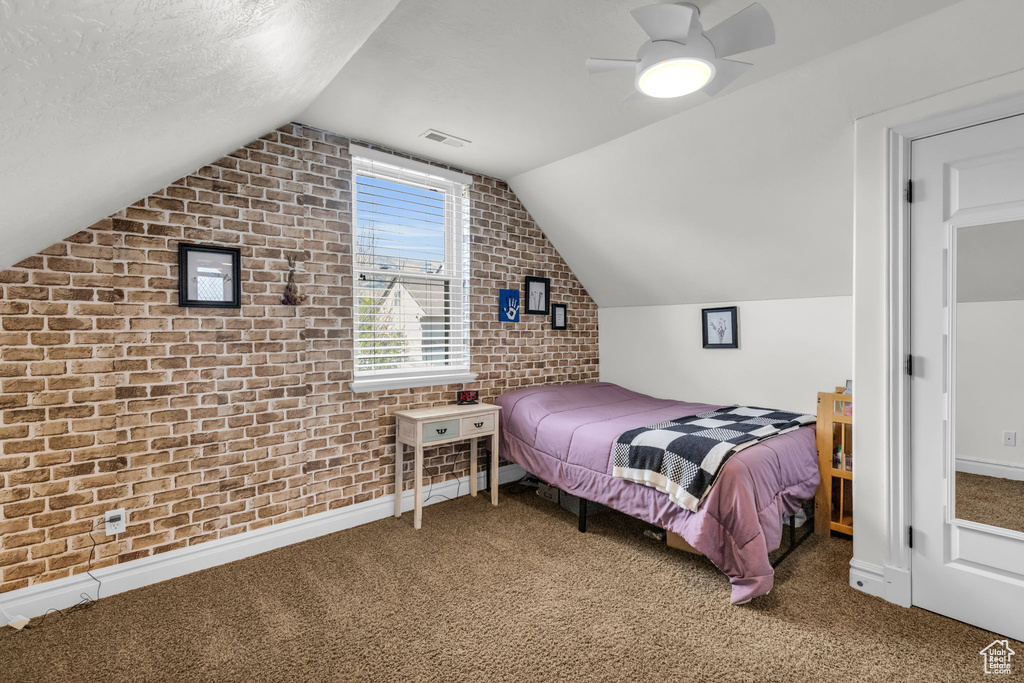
[349,145,475,392]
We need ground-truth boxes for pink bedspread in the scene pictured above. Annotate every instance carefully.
[496,382,819,604]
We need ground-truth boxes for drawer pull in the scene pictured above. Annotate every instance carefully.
[474,422,484,428]
[436,428,448,435]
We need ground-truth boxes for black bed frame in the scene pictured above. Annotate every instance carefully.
[574,495,814,569]
[492,463,814,569]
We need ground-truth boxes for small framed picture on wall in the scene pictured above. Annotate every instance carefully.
[524,276,550,315]
[178,243,242,308]
[702,306,738,349]
[551,304,567,330]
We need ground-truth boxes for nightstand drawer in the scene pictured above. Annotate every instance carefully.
[422,419,460,443]
[461,413,495,435]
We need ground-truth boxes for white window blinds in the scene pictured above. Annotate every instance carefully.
[350,147,472,387]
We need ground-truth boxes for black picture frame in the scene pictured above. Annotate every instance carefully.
[178,243,242,308]
[524,276,550,315]
[702,306,738,349]
[551,303,567,330]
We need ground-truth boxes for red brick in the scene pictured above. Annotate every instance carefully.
[4,561,46,581]
[0,549,29,567]
[3,530,46,548]
[29,540,67,559]
[49,492,95,510]
[3,500,44,517]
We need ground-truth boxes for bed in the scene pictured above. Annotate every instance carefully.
[495,382,820,604]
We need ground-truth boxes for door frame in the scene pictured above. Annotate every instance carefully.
[882,90,1024,605]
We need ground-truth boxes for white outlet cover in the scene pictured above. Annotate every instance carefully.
[1003,431,1017,447]
[105,508,127,535]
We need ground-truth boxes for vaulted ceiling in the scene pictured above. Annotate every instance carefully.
[508,0,1024,306]
[301,0,962,180]
[2,0,998,306]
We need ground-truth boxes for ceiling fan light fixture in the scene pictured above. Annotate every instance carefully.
[637,57,714,98]
[587,2,775,101]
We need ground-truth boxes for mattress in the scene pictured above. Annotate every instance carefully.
[496,382,820,604]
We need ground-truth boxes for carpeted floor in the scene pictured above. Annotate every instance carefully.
[956,472,1024,534]
[0,486,1017,682]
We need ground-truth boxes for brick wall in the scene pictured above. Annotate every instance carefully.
[0,123,599,593]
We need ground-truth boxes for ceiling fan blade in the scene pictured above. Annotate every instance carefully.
[703,58,752,96]
[586,58,639,74]
[704,3,775,58]
[630,3,698,43]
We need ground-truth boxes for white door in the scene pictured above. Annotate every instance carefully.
[911,113,1024,640]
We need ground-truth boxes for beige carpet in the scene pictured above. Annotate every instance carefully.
[0,487,1017,682]
[956,471,1024,534]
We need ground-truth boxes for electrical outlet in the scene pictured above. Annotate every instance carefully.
[105,508,127,535]
[1003,431,1017,447]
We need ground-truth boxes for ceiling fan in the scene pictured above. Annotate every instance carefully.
[586,2,775,100]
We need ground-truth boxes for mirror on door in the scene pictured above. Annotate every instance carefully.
[954,220,1024,534]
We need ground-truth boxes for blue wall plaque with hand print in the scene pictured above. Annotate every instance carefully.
[499,289,520,322]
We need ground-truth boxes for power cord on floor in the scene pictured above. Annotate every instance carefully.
[504,473,540,496]
[4,518,104,630]
[423,447,507,504]
[417,442,510,505]
[424,470,463,504]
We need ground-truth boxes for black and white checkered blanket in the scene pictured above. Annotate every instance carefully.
[612,406,815,511]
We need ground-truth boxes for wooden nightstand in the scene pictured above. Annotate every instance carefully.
[815,388,853,536]
[393,403,502,529]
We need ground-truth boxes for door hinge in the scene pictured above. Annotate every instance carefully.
[905,179,914,203]
[905,354,913,376]
[908,526,914,549]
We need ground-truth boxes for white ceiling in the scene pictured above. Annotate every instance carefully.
[300,0,963,180]
[510,0,1024,307]
[0,0,983,309]
[0,0,400,272]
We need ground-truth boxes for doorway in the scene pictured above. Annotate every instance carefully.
[908,112,1024,640]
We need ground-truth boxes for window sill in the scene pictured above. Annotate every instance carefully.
[348,372,478,394]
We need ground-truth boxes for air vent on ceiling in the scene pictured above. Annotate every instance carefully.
[420,129,471,148]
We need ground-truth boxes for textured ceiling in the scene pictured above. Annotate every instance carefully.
[300,0,962,180]
[0,0,400,271]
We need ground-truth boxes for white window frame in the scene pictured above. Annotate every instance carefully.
[348,145,476,393]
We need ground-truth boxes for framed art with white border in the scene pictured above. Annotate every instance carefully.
[702,306,738,349]
[178,243,242,308]
[551,303,567,330]
[524,276,550,315]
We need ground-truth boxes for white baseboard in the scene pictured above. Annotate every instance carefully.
[883,564,912,607]
[0,464,526,626]
[849,559,885,599]
[849,559,912,607]
[955,456,1024,481]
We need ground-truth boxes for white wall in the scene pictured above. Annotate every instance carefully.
[600,296,851,415]
[955,301,1024,470]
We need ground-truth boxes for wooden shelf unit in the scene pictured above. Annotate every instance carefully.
[815,388,853,536]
